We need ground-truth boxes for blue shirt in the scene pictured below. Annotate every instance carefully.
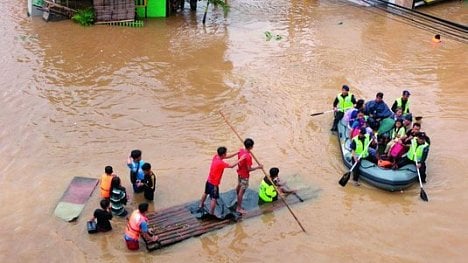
[128,160,145,181]
[365,100,393,119]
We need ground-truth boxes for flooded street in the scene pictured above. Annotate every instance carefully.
[0,0,467,262]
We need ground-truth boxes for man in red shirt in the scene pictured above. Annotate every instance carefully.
[199,147,244,215]
[236,138,263,214]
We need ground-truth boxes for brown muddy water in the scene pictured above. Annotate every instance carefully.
[0,0,467,262]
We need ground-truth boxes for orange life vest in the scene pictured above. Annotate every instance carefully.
[125,210,147,240]
[100,174,114,198]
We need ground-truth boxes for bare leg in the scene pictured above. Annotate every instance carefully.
[199,193,207,208]
[209,198,217,215]
[236,188,246,213]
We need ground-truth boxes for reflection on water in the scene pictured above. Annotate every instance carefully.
[0,0,467,262]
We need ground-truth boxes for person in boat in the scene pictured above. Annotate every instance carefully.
[199,147,245,215]
[402,122,421,145]
[343,99,365,126]
[391,90,411,114]
[90,199,113,232]
[236,138,263,214]
[331,85,356,132]
[393,107,403,121]
[364,92,393,130]
[432,34,441,43]
[141,163,156,201]
[100,166,116,199]
[384,118,406,154]
[402,114,413,131]
[124,203,159,251]
[127,149,145,193]
[349,110,367,138]
[109,176,128,217]
[258,167,296,204]
[396,132,430,183]
[350,127,377,186]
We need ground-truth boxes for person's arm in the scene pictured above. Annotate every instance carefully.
[225,152,239,159]
[227,155,246,168]
[351,94,357,105]
[141,221,159,242]
[391,100,398,113]
[150,174,156,191]
[106,207,113,220]
[333,96,339,109]
[248,164,263,171]
[90,210,97,221]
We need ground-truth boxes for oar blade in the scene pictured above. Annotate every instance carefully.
[310,112,324,116]
[420,188,429,202]
[339,172,351,187]
[293,193,304,202]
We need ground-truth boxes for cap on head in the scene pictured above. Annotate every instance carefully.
[342,85,350,91]
[417,132,426,139]
[403,90,411,96]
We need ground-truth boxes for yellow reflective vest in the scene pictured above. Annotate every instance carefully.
[353,134,370,158]
[258,179,277,203]
[396,98,410,114]
[407,138,429,162]
[337,93,354,112]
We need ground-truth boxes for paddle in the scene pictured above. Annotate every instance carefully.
[292,192,304,202]
[310,109,334,117]
[413,145,429,202]
[219,111,307,233]
[339,133,377,187]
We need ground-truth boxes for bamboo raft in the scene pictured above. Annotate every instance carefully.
[144,188,316,251]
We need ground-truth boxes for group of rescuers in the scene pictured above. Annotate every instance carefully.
[331,85,430,186]
[91,145,296,251]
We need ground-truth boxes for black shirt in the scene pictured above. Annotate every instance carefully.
[94,209,113,232]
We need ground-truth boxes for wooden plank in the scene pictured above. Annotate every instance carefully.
[144,188,311,251]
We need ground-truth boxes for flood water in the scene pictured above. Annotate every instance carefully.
[1,0,467,262]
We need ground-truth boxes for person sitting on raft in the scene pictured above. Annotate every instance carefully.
[343,99,365,126]
[258,167,296,204]
[349,110,368,138]
[384,118,406,154]
[364,92,393,130]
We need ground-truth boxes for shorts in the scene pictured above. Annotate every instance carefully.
[237,177,249,190]
[125,238,139,250]
[204,181,219,199]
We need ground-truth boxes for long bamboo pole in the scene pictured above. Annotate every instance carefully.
[219,111,306,232]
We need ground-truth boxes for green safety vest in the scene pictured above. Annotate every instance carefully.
[391,126,406,140]
[337,93,354,112]
[258,179,277,203]
[407,138,429,162]
[353,134,370,158]
[396,98,410,114]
